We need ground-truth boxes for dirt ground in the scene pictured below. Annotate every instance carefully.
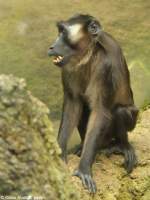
[68,109,150,200]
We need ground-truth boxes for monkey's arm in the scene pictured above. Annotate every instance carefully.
[58,94,82,162]
[74,108,111,193]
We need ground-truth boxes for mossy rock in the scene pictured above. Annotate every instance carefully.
[0,74,79,200]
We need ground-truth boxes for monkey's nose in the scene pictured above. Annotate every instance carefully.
[49,46,54,50]
[48,46,54,56]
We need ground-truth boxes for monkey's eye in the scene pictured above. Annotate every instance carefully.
[57,22,67,34]
[59,26,64,33]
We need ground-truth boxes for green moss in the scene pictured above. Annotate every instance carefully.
[0,74,79,199]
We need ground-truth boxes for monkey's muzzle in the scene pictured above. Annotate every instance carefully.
[48,48,65,66]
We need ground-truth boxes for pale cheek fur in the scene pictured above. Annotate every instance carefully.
[68,24,83,43]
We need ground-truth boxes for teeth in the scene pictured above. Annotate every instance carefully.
[53,58,57,63]
[53,56,63,63]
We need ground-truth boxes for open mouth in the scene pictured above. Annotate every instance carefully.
[53,56,64,64]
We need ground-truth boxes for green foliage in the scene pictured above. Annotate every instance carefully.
[0,0,149,119]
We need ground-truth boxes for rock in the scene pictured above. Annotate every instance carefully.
[0,74,79,200]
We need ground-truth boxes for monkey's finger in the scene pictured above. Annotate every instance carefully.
[126,150,133,173]
[127,149,137,173]
[124,149,135,173]
[84,175,97,194]
[91,179,97,194]
[72,169,83,178]
[73,170,87,188]
[72,170,82,178]
[81,174,87,189]
[88,176,97,194]
[84,175,91,192]
[90,179,97,194]
[124,150,130,170]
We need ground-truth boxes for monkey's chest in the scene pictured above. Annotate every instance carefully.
[68,78,87,98]
[63,71,87,96]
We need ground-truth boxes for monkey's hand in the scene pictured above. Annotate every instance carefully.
[73,169,97,194]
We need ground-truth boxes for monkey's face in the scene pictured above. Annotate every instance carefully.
[48,22,82,67]
[48,14,102,67]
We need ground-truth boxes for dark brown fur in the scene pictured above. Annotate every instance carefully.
[49,14,138,193]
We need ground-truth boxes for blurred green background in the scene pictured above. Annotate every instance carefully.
[0,0,150,122]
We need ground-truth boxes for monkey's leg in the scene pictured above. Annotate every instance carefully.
[74,110,112,193]
[73,104,90,157]
[58,96,82,162]
[105,105,138,157]
[113,106,137,173]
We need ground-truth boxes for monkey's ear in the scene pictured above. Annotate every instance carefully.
[88,20,102,36]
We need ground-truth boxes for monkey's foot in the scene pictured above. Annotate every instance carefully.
[123,144,138,173]
[105,143,137,173]
[73,170,97,194]
[105,144,124,157]
[72,143,83,157]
